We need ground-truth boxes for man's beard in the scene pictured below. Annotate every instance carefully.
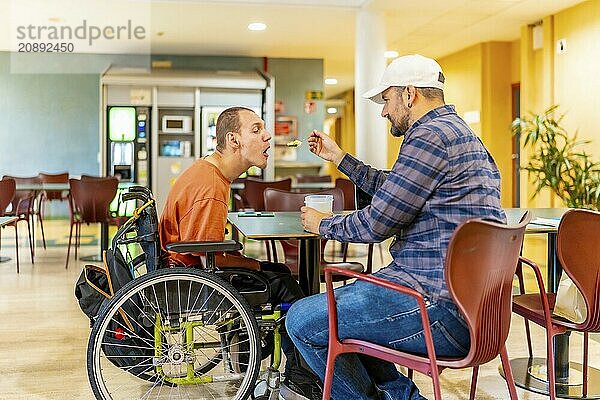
[390,113,410,137]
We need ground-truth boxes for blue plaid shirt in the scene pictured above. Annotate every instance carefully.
[320,105,506,303]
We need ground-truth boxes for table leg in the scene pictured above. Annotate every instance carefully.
[298,238,321,296]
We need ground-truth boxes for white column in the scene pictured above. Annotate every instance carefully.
[354,7,387,169]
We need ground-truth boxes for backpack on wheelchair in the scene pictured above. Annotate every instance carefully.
[76,186,290,400]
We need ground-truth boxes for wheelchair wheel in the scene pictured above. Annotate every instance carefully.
[87,268,261,400]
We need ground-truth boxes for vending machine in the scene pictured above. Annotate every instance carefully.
[106,106,151,187]
[101,68,275,213]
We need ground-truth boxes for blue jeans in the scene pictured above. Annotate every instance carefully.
[285,280,470,400]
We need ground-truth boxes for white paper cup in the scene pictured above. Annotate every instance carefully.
[304,194,334,213]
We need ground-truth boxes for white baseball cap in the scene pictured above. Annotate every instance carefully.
[362,54,445,104]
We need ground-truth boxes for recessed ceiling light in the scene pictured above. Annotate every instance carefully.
[327,107,338,114]
[248,22,267,31]
[384,50,399,58]
[324,78,338,85]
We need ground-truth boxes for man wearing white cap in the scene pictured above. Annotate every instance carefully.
[286,54,506,399]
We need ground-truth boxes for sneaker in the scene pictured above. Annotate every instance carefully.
[280,367,323,400]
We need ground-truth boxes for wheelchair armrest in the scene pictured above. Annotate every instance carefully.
[166,240,243,254]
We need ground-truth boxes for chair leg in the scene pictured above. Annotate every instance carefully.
[322,352,337,400]
[14,225,20,274]
[407,368,413,380]
[65,221,74,269]
[523,319,533,359]
[38,209,46,250]
[270,240,278,263]
[74,222,80,260]
[265,241,271,261]
[469,366,479,400]
[546,333,557,400]
[431,370,442,400]
[516,272,534,359]
[25,219,34,264]
[500,346,519,400]
[583,332,589,397]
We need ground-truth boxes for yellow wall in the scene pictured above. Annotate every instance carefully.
[517,0,600,207]
[554,0,600,170]
[511,39,521,83]
[481,42,513,207]
[439,43,514,207]
[439,44,483,137]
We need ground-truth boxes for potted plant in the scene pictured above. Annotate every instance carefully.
[512,105,600,210]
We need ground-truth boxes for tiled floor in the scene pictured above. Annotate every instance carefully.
[0,220,597,399]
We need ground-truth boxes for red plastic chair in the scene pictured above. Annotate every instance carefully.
[0,178,22,273]
[2,175,37,264]
[38,172,69,249]
[263,187,364,282]
[66,177,118,268]
[322,213,531,400]
[512,208,600,399]
[241,177,292,261]
[296,174,332,184]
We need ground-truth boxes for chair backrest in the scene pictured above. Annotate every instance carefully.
[296,174,332,183]
[69,177,118,224]
[445,212,530,367]
[39,172,69,201]
[39,172,69,183]
[242,177,292,211]
[263,187,344,212]
[2,175,39,215]
[334,178,356,210]
[557,208,600,330]
[0,178,16,217]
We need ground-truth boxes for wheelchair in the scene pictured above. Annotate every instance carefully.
[85,186,288,400]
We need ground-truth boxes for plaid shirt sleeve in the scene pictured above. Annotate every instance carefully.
[319,126,448,242]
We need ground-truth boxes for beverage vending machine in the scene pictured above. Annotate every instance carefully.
[106,106,151,187]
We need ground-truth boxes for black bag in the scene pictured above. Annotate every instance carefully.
[75,249,155,379]
[74,248,133,324]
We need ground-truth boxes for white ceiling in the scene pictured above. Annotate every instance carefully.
[0,0,587,97]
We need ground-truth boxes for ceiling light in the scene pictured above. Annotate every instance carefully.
[324,78,338,85]
[248,22,267,31]
[384,50,399,58]
[327,107,338,114]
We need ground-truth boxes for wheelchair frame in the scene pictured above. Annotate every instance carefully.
[86,186,286,400]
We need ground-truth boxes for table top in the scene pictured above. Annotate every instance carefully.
[230,181,335,191]
[14,181,139,191]
[227,211,319,240]
[504,207,571,233]
[228,208,572,240]
[0,216,18,227]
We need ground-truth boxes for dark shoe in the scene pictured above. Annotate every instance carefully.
[280,367,323,400]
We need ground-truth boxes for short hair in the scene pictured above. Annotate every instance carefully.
[392,86,445,102]
[416,87,445,102]
[215,107,254,152]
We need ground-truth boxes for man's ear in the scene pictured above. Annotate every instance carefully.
[227,132,240,148]
[405,85,417,108]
